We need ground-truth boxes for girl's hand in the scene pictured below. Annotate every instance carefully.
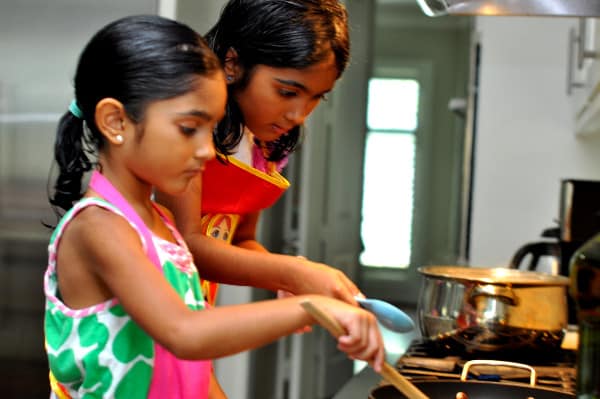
[290,256,361,305]
[310,296,385,372]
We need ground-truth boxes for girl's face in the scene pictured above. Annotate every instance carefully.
[233,52,339,143]
[128,73,227,195]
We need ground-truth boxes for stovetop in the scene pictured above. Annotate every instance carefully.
[394,339,577,394]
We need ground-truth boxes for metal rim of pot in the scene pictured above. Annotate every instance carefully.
[417,265,570,286]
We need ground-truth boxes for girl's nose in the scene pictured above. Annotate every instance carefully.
[194,134,216,162]
[285,102,310,126]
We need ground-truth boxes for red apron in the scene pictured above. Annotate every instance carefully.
[200,155,290,305]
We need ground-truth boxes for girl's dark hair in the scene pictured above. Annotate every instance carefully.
[205,0,349,161]
[49,15,222,214]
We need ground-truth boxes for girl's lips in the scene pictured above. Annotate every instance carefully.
[272,124,290,136]
[185,166,204,176]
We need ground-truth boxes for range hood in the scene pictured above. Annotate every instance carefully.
[417,0,600,17]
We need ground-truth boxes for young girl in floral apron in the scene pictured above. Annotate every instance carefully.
[44,14,384,399]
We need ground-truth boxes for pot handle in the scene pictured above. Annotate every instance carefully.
[467,284,519,306]
[460,360,537,386]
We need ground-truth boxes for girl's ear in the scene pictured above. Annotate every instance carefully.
[224,47,242,83]
[95,98,127,145]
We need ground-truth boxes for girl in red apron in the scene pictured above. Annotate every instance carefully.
[157,0,361,308]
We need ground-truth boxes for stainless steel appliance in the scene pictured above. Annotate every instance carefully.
[558,178,600,274]
[509,179,600,276]
[509,179,600,323]
[511,179,600,276]
[416,0,600,17]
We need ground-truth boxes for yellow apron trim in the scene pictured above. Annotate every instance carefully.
[49,371,71,399]
[218,153,290,189]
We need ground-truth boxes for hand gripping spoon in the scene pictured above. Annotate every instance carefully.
[354,296,415,333]
[300,299,429,399]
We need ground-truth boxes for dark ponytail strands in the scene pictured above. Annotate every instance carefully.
[49,111,96,213]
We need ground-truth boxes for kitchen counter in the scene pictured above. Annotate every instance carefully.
[333,366,380,399]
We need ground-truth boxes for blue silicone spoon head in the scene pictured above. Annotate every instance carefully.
[355,296,415,333]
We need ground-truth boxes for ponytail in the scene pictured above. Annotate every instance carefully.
[49,109,97,214]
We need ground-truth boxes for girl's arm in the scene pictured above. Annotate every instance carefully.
[155,177,360,304]
[58,208,384,369]
[231,211,267,251]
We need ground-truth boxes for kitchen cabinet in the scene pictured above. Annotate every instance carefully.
[569,18,600,137]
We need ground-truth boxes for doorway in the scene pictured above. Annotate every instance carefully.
[359,2,473,307]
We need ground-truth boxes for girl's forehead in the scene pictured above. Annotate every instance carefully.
[263,54,339,93]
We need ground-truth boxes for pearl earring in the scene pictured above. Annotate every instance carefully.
[115,134,124,144]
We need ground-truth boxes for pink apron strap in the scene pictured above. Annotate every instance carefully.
[89,170,160,266]
[88,170,211,399]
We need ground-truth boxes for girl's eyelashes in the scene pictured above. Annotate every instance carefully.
[179,125,198,135]
[279,90,329,102]
[278,89,298,98]
[179,121,220,136]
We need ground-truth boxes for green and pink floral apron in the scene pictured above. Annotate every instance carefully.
[44,171,211,398]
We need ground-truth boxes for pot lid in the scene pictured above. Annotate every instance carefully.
[418,265,570,286]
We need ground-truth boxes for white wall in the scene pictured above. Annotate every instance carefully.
[175,0,225,35]
[470,16,600,267]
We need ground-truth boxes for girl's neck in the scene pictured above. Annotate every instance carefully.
[90,164,155,225]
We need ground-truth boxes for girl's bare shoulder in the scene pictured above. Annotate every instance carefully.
[60,204,144,261]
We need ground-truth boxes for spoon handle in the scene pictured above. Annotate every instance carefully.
[300,299,429,399]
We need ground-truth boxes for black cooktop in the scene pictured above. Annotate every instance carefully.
[395,339,577,394]
[404,338,576,366]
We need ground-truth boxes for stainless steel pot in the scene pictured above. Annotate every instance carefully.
[417,266,570,351]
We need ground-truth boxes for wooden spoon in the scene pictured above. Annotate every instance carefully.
[300,299,430,399]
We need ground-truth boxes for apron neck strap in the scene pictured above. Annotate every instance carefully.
[89,170,161,267]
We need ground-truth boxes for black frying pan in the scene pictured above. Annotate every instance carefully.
[369,381,575,399]
[370,360,575,399]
